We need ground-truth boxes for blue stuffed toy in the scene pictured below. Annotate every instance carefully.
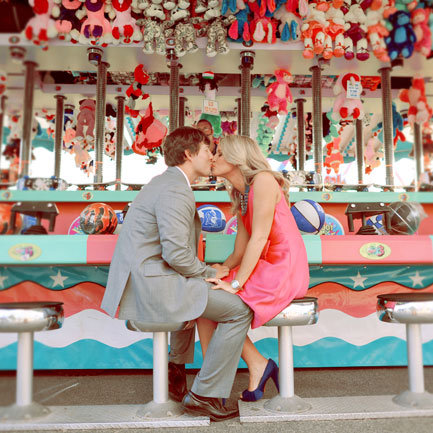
[385,11,417,59]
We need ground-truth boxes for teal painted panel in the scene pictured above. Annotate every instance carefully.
[205,233,235,263]
[303,236,322,264]
[193,191,230,202]
[0,235,87,265]
[0,191,137,203]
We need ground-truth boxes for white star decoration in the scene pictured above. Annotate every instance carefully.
[0,274,8,289]
[409,271,426,288]
[50,270,68,288]
[350,272,368,288]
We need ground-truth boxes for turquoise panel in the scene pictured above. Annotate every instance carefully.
[0,235,88,265]
[205,233,235,263]
[303,236,322,264]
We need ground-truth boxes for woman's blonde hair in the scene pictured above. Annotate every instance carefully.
[219,135,290,214]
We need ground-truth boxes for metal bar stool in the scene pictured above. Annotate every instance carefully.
[262,297,318,413]
[0,302,64,421]
[126,320,195,419]
[377,293,433,409]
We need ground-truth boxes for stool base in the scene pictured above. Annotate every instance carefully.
[393,390,433,409]
[0,402,50,421]
[137,399,184,418]
[264,394,311,414]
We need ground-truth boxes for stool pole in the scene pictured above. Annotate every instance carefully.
[406,323,425,393]
[16,332,34,406]
[153,331,168,404]
[279,326,294,398]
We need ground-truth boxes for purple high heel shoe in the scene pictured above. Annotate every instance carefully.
[241,359,279,402]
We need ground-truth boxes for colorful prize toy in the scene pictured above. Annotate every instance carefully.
[290,199,326,234]
[79,203,118,235]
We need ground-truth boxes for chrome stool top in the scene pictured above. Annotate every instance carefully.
[0,302,64,333]
[377,293,433,324]
[264,297,318,327]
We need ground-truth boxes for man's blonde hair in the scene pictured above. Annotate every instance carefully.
[219,135,290,214]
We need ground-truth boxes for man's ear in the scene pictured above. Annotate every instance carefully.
[184,149,193,161]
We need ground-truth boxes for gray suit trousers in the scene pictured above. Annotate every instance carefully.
[170,287,253,398]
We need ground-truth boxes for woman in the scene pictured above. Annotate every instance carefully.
[198,135,309,402]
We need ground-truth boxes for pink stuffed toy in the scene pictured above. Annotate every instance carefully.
[399,75,433,126]
[332,73,365,121]
[24,0,58,49]
[52,0,82,41]
[324,136,344,174]
[266,69,293,115]
[75,99,96,141]
[77,0,113,46]
[412,8,432,57]
[111,0,142,44]
[364,133,383,175]
[72,142,93,174]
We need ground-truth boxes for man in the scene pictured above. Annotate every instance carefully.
[101,126,252,421]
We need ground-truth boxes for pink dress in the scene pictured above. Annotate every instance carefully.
[225,184,310,329]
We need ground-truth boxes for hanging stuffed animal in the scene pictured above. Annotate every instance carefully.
[52,0,82,41]
[75,99,96,143]
[0,70,6,97]
[273,6,303,42]
[399,75,433,126]
[24,0,58,49]
[324,136,344,174]
[111,0,143,44]
[77,0,113,45]
[343,2,370,61]
[411,8,432,57]
[266,69,293,115]
[300,2,328,58]
[332,73,365,121]
[206,15,236,56]
[384,10,416,59]
[125,64,150,116]
[364,133,384,175]
[365,8,390,62]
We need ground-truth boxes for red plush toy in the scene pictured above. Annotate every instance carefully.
[266,69,293,115]
[111,0,142,44]
[125,64,150,116]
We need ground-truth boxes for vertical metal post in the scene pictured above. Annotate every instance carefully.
[94,61,108,184]
[168,50,180,134]
[279,326,294,398]
[16,332,34,406]
[310,65,323,174]
[236,98,241,134]
[295,98,306,171]
[413,122,423,190]
[0,95,6,174]
[355,118,364,184]
[379,67,394,187]
[54,95,66,178]
[19,61,37,178]
[239,51,255,137]
[179,97,186,127]
[406,324,425,393]
[153,332,169,404]
[115,96,125,191]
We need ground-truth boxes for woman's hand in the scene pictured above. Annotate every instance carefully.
[211,264,230,279]
[205,278,241,294]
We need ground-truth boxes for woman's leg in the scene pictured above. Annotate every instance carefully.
[241,335,269,391]
[196,317,217,359]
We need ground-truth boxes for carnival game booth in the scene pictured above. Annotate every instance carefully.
[0,0,433,376]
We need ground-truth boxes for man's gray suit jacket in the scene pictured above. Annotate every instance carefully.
[100,166,217,322]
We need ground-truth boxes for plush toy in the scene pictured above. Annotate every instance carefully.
[198,71,222,136]
[365,8,390,61]
[273,5,302,42]
[300,2,328,58]
[137,17,171,55]
[343,3,369,61]
[412,8,432,57]
[324,136,344,174]
[203,0,222,21]
[266,69,293,115]
[399,75,433,126]
[24,0,58,49]
[364,133,384,174]
[227,5,251,43]
[75,99,96,141]
[206,16,236,56]
[332,73,365,121]
[133,102,167,154]
[76,0,113,45]
[385,10,416,59]
[111,0,142,44]
[125,64,150,115]
[173,21,199,56]
[167,0,191,21]
[52,0,82,41]
[325,4,346,58]
[0,70,6,96]
[146,1,166,20]
[71,142,93,174]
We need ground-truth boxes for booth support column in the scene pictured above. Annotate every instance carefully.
[310,65,323,175]
[379,67,394,187]
[295,98,306,171]
[179,97,187,127]
[413,122,423,190]
[0,95,6,173]
[19,61,37,178]
[355,118,364,184]
[54,95,66,178]
[168,50,180,134]
[115,95,125,190]
[239,51,255,137]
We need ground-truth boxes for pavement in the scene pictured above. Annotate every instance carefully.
[0,367,433,433]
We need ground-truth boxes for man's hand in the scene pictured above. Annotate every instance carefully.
[211,264,230,279]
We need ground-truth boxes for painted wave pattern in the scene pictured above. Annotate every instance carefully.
[1,265,433,291]
[0,309,432,369]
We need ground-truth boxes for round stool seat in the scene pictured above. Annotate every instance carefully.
[126,320,191,333]
[264,297,318,327]
[0,302,64,333]
[377,293,433,324]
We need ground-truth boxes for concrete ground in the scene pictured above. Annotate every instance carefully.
[0,367,433,433]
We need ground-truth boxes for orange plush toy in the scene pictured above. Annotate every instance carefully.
[324,136,344,174]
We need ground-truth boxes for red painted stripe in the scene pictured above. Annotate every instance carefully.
[86,235,118,264]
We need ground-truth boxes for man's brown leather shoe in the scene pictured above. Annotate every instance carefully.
[168,362,187,402]
[182,391,239,422]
